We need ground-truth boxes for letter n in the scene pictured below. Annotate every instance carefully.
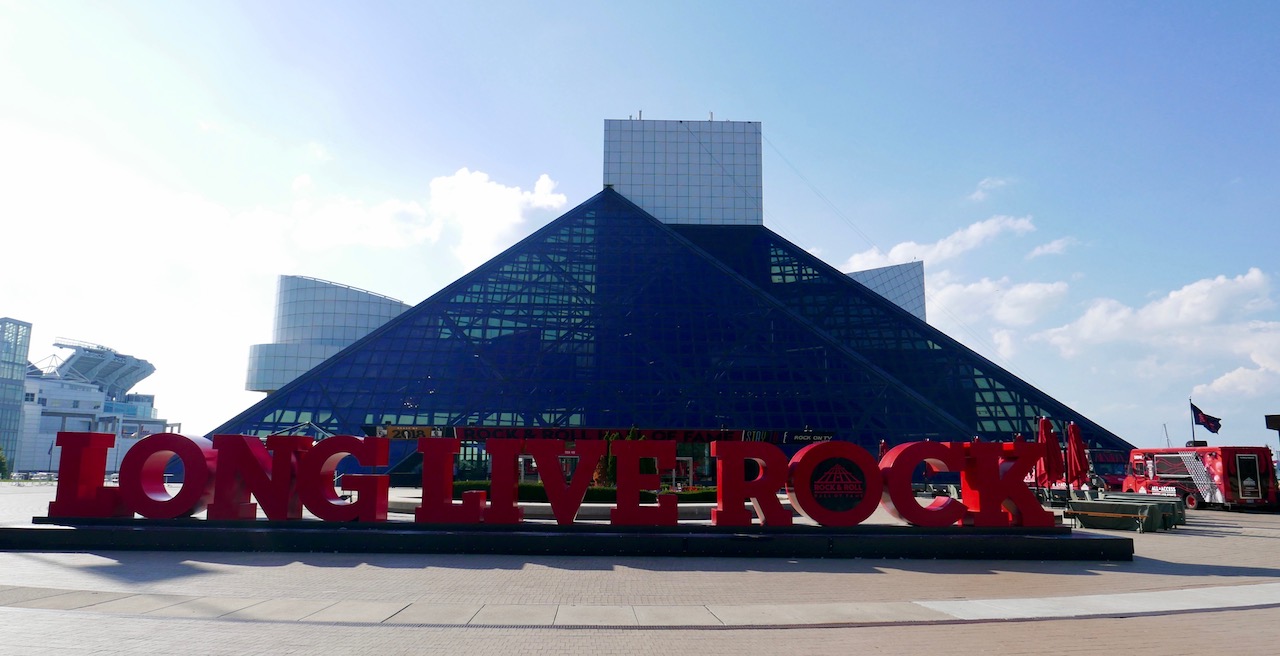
[208,435,310,520]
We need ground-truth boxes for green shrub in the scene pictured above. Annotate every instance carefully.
[672,488,719,503]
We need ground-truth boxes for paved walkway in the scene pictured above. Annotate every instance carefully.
[3,483,1280,654]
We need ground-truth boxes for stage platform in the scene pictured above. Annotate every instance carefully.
[8,516,1133,561]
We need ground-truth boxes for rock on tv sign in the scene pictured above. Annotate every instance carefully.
[45,432,1054,528]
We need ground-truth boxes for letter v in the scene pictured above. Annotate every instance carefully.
[527,440,606,524]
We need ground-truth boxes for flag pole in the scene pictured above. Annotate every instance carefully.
[1189,398,1196,444]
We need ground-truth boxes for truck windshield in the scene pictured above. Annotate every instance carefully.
[1092,461,1127,477]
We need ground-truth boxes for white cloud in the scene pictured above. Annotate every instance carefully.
[843,215,1035,271]
[1193,366,1280,398]
[429,168,567,268]
[994,281,1071,326]
[967,177,1011,202]
[1150,269,1273,323]
[1130,354,1200,382]
[1236,321,1280,372]
[1181,321,1280,400]
[289,196,436,251]
[1035,272,1280,409]
[1,118,570,434]
[991,328,1017,360]
[1037,299,1130,356]
[1038,268,1273,357]
[4,120,564,274]
[308,141,333,163]
[529,173,566,209]
[1026,237,1076,260]
[280,169,569,257]
[929,276,1069,328]
[928,274,1001,326]
[1,124,284,433]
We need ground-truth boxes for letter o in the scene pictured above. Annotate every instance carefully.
[119,434,216,519]
[787,441,882,527]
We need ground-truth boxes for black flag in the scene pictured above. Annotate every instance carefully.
[1190,402,1222,434]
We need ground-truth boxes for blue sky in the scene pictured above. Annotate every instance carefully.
[3,2,1278,448]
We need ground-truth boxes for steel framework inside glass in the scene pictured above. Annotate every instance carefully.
[212,188,1133,469]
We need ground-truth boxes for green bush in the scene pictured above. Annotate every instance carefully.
[671,488,719,503]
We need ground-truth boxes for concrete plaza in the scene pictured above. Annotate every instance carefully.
[2,482,1279,654]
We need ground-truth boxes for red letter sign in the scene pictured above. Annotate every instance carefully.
[960,441,1054,527]
[711,441,792,526]
[880,441,967,527]
[207,435,310,521]
[416,438,485,523]
[297,436,389,522]
[609,440,678,526]
[527,439,607,525]
[47,432,128,518]
[482,438,524,524]
[118,433,217,519]
[788,441,882,526]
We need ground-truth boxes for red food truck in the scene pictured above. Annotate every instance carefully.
[1086,448,1129,491]
[1122,445,1278,510]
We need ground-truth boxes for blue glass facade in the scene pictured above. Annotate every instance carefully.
[0,318,32,465]
[671,225,1126,450]
[247,276,410,393]
[212,189,1132,462]
[848,261,926,321]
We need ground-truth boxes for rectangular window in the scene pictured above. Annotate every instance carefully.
[1153,454,1192,478]
[24,392,34,402]
[1236,454,1262,499]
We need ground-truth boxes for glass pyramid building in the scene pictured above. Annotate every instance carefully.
[211,187,1133,464]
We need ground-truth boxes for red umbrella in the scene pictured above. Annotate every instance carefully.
[1065,423,1090,488]
[1036,417,1065,487]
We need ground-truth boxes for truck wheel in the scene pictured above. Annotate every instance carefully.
[1183,493,1202,510]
